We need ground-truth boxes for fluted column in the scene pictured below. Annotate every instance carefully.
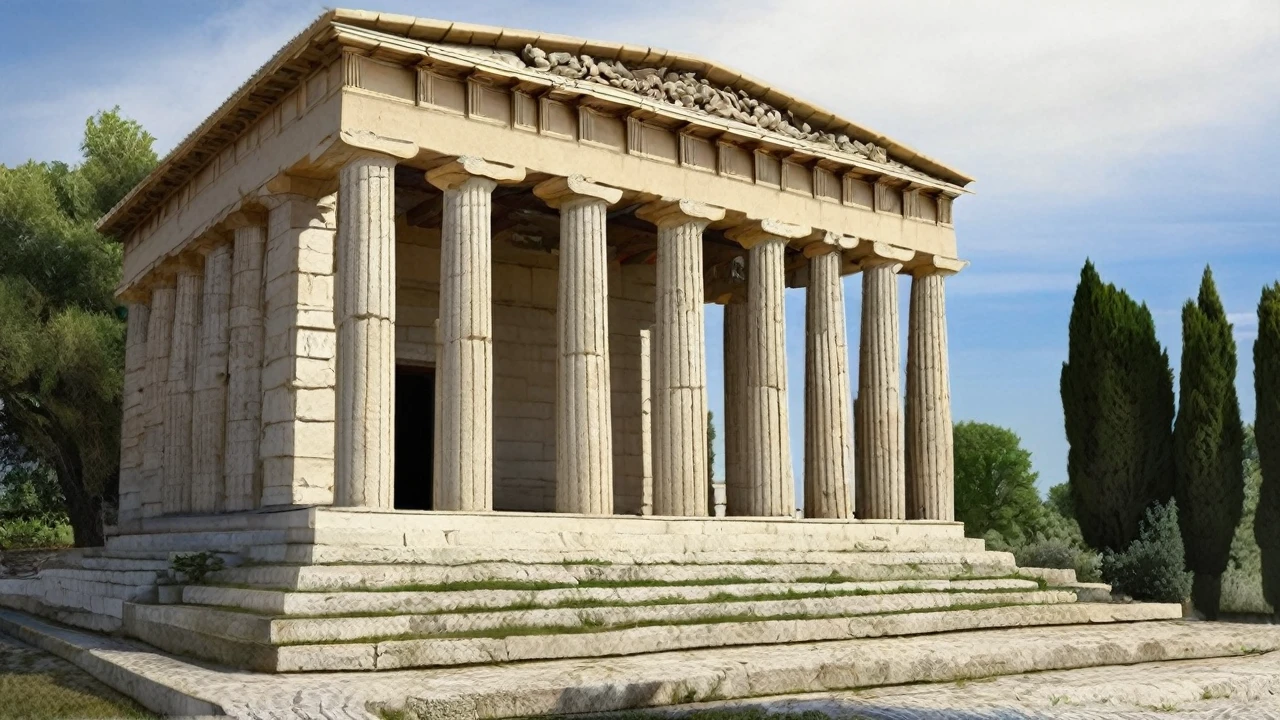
[804,241,854,519]
[191,242,232,514]
[534,175,623,515]
[164,262,203,515]
[335,154,397,508]
[723,300,750,516]
[726,219,810,517]
[224,219,266,512]
[140,284,174,519]
[426,157,526,512]
[117,301,150,526]
[637,199,726,516]
[906,255,967,520]
[856,242,914,520]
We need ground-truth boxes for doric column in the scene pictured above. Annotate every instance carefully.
[723,300,750,516]
[856,242,915,520]
[334,154,397,508]
[117,301,150,527]
[637,199,726,517]
[164,262,203,515]
[905,255,967,521]
[140,283,174,519]
[426,157,526,512]
[803,235,855,519]
[726,219,811,517]
[534,175,623,515]
[191,241,232,514]
[224,216,267,512]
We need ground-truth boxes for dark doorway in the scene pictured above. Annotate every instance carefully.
[395,365,434,510]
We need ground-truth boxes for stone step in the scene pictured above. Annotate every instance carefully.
[122,600,1182,672]
[249,544,1004,566]
[39,568,168,585]
[105,530,289,553]
[75,557,173,572]
[152,589,1077,644]
[288,526,986,554]
[211,556,1018,591]
[4,606,1276,719]
[183,577,1042,616]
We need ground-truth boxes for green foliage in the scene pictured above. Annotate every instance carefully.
[170,552,225,585]
[1014,540,1075,570]
[1174,267,1245,619]
[0,108,156,547]
[1101,500,1192,603]
[0,518,74,550]
[1257,283,1280,617]
[707,411,716,483]
[953,421,1044,547]
[1220,426,1271,614]
[0,463,65,525]
[1061,260,1176,553]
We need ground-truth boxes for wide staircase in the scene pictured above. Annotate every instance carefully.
[1,509,1178,673]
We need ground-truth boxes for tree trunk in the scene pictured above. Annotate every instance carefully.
[51,437,103,547]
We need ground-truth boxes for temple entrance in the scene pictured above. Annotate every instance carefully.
[395,365,435,510]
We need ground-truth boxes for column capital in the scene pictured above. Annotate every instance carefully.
[856,241,915,271]
[533,175,623,208]
[725,218,811,250]
[222,209,267,230]
[636,198,726,229]
[802,231,858,259]
[427,156,526,191]
[904,254,968,278]
[262,173,338,200]
[311,129,417,172]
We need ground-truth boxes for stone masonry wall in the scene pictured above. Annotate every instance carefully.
[396,221,654,513]
[260,195,338,506]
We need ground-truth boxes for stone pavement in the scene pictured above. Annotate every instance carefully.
[690,651,1280,719]
[5,608,1280,719]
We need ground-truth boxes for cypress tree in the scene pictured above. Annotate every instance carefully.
[1174,267,1244,619]
[1255,283,1280,616]
[1061,260,1175,552]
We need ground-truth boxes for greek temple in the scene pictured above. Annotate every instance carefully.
[1,13,1185,696]
[106,16,968,527]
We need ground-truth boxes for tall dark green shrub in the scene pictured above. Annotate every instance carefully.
[1061,260,1175,552]
[1101,500,1191,603]
[1174,267,1245,619]
[1255,283,1280,616]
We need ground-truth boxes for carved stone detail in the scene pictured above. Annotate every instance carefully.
[520,45,893,165]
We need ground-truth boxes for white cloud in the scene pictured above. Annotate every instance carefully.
[612,0,1280,199]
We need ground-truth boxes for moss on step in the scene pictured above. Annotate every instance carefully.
[278,600,1036,646]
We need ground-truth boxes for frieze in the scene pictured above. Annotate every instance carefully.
[518,45,915,173]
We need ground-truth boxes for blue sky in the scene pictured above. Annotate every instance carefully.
[3,1,1277,497]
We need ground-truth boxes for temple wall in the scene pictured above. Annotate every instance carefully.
[396,221,654,513]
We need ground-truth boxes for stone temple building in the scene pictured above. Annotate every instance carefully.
[0,10,1181,702]
[103,17,969,526]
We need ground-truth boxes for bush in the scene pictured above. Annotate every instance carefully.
[170,552,225,584]
[0,517,74,550]
[1016,540,1076,570]
[1101,500,1192,603]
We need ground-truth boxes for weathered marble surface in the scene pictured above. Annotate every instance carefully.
[4,609,1280,720]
